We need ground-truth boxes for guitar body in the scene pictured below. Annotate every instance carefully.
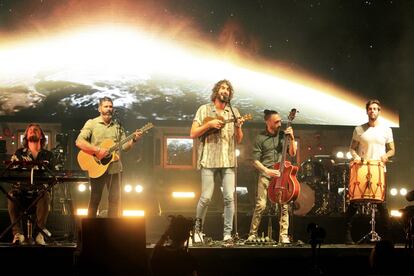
[268,161,301,204]
[202,114,252,137]
[77,139,118,178]
[77,122,154,178]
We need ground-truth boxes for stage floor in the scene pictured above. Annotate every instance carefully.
[0,241,413,275]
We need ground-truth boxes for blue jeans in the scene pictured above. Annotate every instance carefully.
[196,168,235,237]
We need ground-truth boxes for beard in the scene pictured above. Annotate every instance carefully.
[102,110,113,117]
[28,135,40,143]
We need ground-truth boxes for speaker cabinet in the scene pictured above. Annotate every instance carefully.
[78,217,146,275]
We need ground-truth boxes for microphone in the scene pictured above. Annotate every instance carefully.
[221,95,230,103]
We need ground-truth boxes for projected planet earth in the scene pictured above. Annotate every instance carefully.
[0,74,316,124]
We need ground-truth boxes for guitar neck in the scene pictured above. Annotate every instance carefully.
[107,124,153,154]
[108,133,136,153]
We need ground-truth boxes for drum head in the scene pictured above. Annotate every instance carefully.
[293,182,315,216]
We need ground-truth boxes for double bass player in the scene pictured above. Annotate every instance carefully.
[247,109,297,244]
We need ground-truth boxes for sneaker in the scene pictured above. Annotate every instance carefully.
[35,232,46,245]
[193,231,204,243]
[279,235,291,244]
[12,233,25,245]
[223,234,233,242]
[247,234,257,242]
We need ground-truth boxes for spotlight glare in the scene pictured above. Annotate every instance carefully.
[346,152,352,159]
[390,188,398,196]
[122,210,145,217]
[336,151,344,158]
[400,188,407,196]
[135,185,143,193]
[78,183,86,192]
[76,208,88,216]
[390,210,402,218]
[235,149,241,157]
[124,184,132,193]
[172,192,195,198]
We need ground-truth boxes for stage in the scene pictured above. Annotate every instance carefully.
[0,241,412,275]
[0,211,413,275]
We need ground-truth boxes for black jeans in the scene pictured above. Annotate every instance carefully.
[88,172,121,218]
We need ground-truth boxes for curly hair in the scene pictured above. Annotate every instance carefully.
[210,79,234,102]
[22,123,46,148]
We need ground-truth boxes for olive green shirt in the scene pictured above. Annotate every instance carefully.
[76,116,127,174]
[194,103,240,169]
[252,129,286,177]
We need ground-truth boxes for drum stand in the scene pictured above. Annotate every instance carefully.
[357,203,381,244]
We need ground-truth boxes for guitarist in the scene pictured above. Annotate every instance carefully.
[190,79,245,243]
[76,96,142,218]
[247,109,296,244]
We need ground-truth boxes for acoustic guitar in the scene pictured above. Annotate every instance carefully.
[77,123,154,178]
[202,113,252,136]
[267,109,300,204]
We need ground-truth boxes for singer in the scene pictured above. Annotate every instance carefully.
[190,79,245,243]
[76,96,142,218]
[7,123,55,245]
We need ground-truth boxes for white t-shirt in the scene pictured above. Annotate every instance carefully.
[352,122,394,161]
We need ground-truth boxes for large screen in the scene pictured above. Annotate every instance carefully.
[0,0,404,127]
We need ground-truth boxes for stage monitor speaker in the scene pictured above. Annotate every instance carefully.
[78,217,146,275]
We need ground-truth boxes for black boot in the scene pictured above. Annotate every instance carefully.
[345,223,355,245]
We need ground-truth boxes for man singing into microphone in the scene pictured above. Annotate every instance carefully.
[190,79,245,243]
[76,97,142,218]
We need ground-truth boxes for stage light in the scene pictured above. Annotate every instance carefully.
[122,210,145,217]
[400,188,408,196]
[124,184,132,193]
[346,152,352,159]
[135,184,143,193]
[390,188,398,196]
[236,149,241,157]
[78,183,87,192]
[172,192,195,198]
[76,208,88,216]
[390,210,402,218]
[336,151,344,158]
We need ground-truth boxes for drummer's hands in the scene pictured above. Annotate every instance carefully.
[353,155,362,163]
[285,127,294,140]
[265,168,280,178]
[380,154,389,163]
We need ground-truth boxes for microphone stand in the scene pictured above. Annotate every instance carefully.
[226,100,240,240]
[114,114,123,217]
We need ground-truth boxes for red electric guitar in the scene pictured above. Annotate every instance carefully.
[267,108,300,204]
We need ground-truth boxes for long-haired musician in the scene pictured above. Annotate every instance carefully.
[345,99,395,244]
[8,123,55,245]
[190,79,245,243]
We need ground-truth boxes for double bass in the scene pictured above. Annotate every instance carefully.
[267,108,300,204]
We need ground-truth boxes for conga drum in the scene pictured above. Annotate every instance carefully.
[348,160,385,203]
